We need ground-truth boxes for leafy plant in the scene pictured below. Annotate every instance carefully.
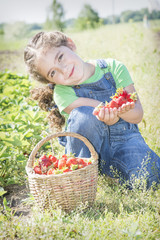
[0,71,50,186]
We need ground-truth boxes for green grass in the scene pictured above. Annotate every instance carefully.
[1,179,160,239]
[0,35,28,51]
[0,20,160,239]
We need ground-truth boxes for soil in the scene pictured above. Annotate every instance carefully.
[0,183,32,217]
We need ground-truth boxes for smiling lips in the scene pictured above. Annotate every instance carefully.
[69,66,74,78]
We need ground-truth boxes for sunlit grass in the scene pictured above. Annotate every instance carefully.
[1,176,160,239]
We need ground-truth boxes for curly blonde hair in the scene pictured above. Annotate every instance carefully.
[24,31,68,131]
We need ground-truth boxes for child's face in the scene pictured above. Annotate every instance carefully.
[37,44,86,85]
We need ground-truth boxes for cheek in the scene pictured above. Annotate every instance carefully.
[75,62,83,75]
[54,73,64,84]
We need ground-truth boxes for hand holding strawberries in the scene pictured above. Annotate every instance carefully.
[93,87,137,125]
[117,101,135,115]
[96,106,120,125]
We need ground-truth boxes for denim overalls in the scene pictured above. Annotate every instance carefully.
[60,59,160,189]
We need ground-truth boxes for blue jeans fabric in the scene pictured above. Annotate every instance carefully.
[59,59,160,189]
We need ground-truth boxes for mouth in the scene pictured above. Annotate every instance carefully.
[69,66,74,78]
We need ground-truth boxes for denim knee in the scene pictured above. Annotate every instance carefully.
[65,106,109,158]
[67,106,108,137]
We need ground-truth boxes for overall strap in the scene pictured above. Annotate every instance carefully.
[96,59,116,89]
[96,59,108,69]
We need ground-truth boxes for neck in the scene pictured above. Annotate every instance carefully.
[83,62,95,81]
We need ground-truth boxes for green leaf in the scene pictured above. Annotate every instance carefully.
[3,197,11,212]
[0,146,7,158]
[0,187,7,197]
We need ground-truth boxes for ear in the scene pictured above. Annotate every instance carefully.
[66,37,76,51]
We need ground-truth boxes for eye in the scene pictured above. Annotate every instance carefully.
[51,70,55,78]
[58,54,63,62]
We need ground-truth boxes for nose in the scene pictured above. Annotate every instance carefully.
[59,62,68,77]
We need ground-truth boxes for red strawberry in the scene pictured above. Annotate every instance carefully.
[128,92,137,102]
[58,159,66,169]
[105,99,119,109]
[63,168,72,173]
[53,159,59,169]
[93,88,137,114]
[116,87,124,96]
[62,154,68,160]
[39,158,52,168]
[76,158,85,164]
[77,158,88,167]
[66,157,78,167]
[34,166,42,174]
[114,96,127,107]
[39,155,48,160]
[47,168,55,175]
[87,162,92,165]
[119,89,128,98]
[48,155,57,163]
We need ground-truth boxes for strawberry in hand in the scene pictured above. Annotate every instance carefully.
[93,87,137,116]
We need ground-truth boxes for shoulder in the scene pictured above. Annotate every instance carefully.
[103,58,130,75]
[54,84,77,100]
[54,85,78,113]
[54,84,69,92]
[104,58,126,70]
[103,58,133,88]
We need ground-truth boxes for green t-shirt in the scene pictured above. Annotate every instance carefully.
[54,59,133,116]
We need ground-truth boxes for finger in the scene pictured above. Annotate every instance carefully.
[113,107,118,116]
[118,105,125,114]
[124,102,131,111]
[103,107,110,122]
[98,107,105,120]
[130,102,135,109]
[109,108,115,121]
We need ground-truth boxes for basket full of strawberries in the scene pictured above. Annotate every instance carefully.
[26,132,98,212]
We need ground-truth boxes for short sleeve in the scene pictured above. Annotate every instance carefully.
[54,85,78,113]
[106,59,134,88]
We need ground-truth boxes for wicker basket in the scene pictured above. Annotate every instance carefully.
[26,132,99,212]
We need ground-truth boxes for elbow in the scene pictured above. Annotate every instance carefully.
[135,108,144,124]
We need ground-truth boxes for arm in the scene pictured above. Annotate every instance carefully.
[63,97,101,114]
[64,97,120,125]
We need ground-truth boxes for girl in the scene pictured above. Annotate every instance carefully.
[24,31,160,189]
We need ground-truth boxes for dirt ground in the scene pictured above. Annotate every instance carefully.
[0,183,32,217]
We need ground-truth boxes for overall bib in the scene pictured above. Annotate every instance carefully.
[59,59,160,189]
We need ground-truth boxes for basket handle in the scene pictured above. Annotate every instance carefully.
[27,132,98,168]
